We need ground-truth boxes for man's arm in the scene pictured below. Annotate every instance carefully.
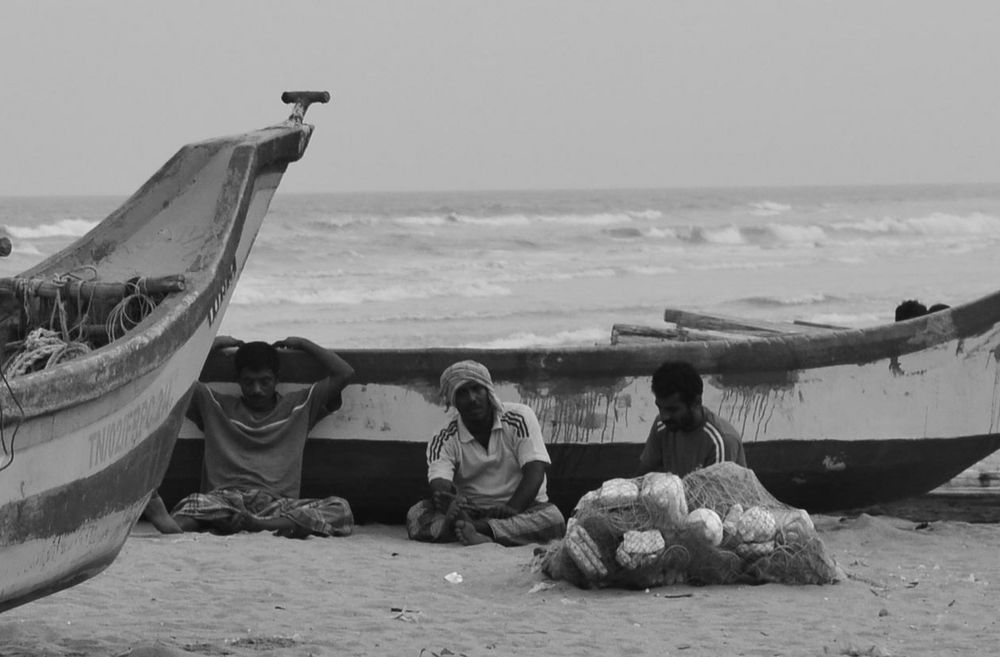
[429,477,456,513]
[187,335,244,426]
[502,460,548,513]
[213,334,244,351]
[636,423,662,476]
[273,336,354,411]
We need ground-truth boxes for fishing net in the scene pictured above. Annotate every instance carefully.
[539,462,841,588]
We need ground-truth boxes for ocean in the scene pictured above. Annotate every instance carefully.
[3,184,1000,350]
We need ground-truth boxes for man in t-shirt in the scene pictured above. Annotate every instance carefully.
[636,360,746,477]
[406,360,566,547]
[168,335,355,538]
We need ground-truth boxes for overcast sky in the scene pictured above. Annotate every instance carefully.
[2,1,999,196]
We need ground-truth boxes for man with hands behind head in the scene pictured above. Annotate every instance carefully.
[168,335,355,538]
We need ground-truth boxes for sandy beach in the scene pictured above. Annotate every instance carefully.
[2,508,999,657]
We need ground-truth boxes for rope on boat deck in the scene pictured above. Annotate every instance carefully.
[2,327,92,377]
[105,278,158,340]
[0,272,160,471]
[1,272,157,377]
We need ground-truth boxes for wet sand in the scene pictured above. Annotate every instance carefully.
[3,500,999,657]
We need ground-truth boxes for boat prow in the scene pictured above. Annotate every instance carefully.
[0,92,328,613]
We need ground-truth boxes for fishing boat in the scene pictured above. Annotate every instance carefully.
[161,292,1000,523]
[0,91,328,613]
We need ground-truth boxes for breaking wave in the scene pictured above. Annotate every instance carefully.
[5,218,98,239]
[831,212,1000,236]
[739,293,843,307]
[747,201,792,217]
[460,327,608,349]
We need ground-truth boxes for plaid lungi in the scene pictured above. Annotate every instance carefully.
[172,486,354,537]
[406,498,565,546]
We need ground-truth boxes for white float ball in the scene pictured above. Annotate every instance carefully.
[685,508,724,547]
[737,506,778,543]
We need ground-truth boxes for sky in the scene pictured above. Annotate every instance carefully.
[2,1,999,196]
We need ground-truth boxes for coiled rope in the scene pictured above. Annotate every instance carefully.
[106,278,158,340]
[2,327,92,377]
[2,273,157,377]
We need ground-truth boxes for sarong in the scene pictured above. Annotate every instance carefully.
[406,498,565,546]
[172,486,354,537]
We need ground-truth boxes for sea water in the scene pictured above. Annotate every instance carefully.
[3,184,999,349]
[4,185,1000,482]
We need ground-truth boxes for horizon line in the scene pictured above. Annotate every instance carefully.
[3,180,1000,200]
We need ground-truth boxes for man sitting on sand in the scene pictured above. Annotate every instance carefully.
[406,360,566,546]
[156,335,355,538]
[637,360,746,478]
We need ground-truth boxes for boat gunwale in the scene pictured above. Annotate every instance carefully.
[197,289,1000,384]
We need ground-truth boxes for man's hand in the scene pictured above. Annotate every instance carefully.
[273,336,308,350]
[430,478,457,514]
[432,489,454,514]
[213,335,243,351]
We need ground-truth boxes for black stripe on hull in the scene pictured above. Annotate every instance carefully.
[159,433,1000,522]
[0,551,117,614]
[0,391,192,613]
[749,434,1000,511]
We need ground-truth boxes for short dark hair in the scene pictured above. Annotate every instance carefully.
[927,303,950,313]
[234,341,280,377]
[651,360,703,404]
[894,299,927,322]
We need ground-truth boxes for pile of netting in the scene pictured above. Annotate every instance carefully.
[539,462,842,588]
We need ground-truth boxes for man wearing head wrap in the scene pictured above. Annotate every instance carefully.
[406,360,566,546]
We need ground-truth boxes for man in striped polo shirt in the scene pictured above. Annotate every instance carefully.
[167,335,356,538]
[406,360,566,547]
[637,360,746,477]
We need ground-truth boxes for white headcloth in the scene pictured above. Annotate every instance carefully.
[439,360,504,412]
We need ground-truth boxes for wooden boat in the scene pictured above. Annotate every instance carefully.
[0,91,328,613]
[162,292,1000,523]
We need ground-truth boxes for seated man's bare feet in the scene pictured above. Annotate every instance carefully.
[455,519,494,546]
[142,494,183,534]
[274,522,312,539]
[173,515,202,532]
[243,515,311,539]
[215,510,253,534]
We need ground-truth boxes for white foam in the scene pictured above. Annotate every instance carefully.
[453,213,531,227]
[645,227,676,239]
[5,218,98,239]
[803,312,885,328]
[701,226,745,244]
[833,212,1000,237]
[626,265,678,276]
[310,215,378,229]
[748,201,791,217]
[744,292,835,306]
[539,213,634,226]
[394,215,448,226]
[8,242,43,256]
[460,327,608,349]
